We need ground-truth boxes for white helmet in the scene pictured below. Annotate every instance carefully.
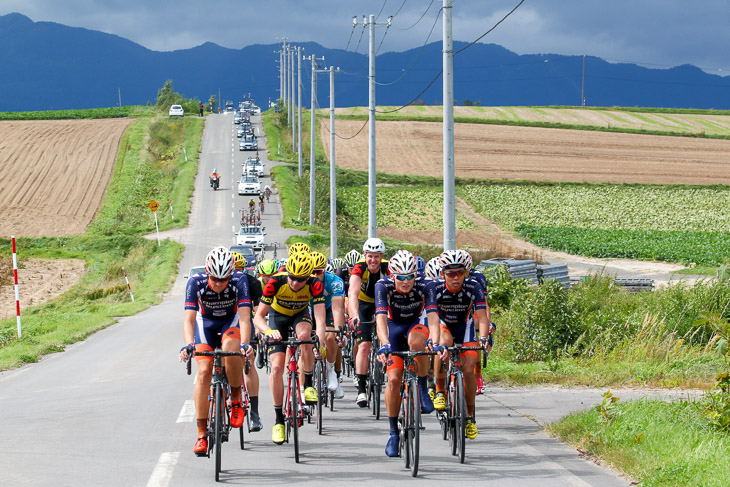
[425,257,442,280]
[205,246,234,279]
[363,237,385,254]
[344,249,362,267]
[388,250,417,275]
[439,249,471,270]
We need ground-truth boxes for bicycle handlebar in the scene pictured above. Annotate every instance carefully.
[389,350,438,358]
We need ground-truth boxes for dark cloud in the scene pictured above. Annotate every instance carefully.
[2,0,728,73]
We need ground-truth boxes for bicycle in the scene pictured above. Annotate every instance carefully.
[325,327,348,412]
[254,332,270,373]
[363,322,384,420]
[267,335,320,463]
[186,348,249,482]
[436,344,485,464]
[265,188,271,203]
[389,349,437,478]
[259,199,265,214]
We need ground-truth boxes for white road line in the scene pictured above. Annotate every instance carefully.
[146,452,180,487]
[176,400,195,423]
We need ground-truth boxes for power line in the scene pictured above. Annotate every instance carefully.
[455,0,525,55]
[395,0,436,30]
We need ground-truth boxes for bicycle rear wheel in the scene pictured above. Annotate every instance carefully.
[214,384,224,481]
[290,372,300,463]
[455,370,466,463]
[408,378,421,477]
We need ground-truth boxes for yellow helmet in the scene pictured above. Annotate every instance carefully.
[286,252,313,277]
[231,251,246,270]
[288,242,311,256]
[309,251,327,270]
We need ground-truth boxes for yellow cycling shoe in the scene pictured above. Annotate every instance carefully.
[304,386,318,404]
[433,392,446,411]
[465,418,478,440]
[428,387,435,401]
[272,423,285,445]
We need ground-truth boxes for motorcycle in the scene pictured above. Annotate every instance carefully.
[210,176,219,190]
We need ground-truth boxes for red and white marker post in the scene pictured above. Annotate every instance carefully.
[11,236,21,338]
[122,267,135,302]
[169,200,175,220]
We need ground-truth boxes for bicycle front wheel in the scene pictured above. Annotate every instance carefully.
[408,378,421,477]
[373,363,383,420]
[290,372,300,463]
[315,360,324,435]
[454,370,466,463]
[214,384,224,481]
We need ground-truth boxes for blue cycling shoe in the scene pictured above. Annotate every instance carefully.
[420,387,435,414]
[385,434,399,457]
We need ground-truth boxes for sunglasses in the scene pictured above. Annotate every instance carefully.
[312,269,325,275]
[210,276,230,283]
[443,269,466,278]
[395,273,416,281]
[288,274,308,282]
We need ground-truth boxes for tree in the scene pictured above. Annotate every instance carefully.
[208,94,217,112]
[463,99,473,106]
[155,80,177,110]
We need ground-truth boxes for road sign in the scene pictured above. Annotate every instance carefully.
[148,200,159,211]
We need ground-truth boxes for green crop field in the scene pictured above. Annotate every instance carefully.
[459,183,730,265]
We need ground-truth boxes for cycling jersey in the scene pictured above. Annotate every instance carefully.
[334,265,350,297]
[432,277,487,343]
[185,271,251,348]
[469,268,487,292]
[311,272,344,310]
[261,272,324,316]
[351,260,389,303]
[374,276,437,324]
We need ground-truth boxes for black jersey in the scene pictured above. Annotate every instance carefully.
[374,276,437,323]
[432,277,487,327]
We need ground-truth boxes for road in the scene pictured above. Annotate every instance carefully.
[0,111,632,486]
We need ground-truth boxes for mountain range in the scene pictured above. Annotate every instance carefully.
[2,12,730,112]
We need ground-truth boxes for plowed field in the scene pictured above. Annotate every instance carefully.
[0,119,132,237]
[322,120,730,185]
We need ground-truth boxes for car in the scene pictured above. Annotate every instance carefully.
[239,134,258,151]
[169,105,184,117]
[184,265,205,279]
[244,156,265,177]
[238,174,261,195]
[252,105,261,114]
[234,114,242,124]
[237,126,245,138]
[236,225,266,251]
[225,100,234,112]
[229,244,258,269]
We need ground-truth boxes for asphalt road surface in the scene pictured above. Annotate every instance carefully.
[0,112,632,486]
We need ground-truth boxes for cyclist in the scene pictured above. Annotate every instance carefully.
[179,246,253,456]
[253,251,327,444]
[431,249,494,440]
[374,250,439,457]
[348,238,389,408]
[258,192,265,212]
[248,198,256,217]
[256,259,277,287]
[264,184,272,202]
[310,252,346,399]
[343,249,362,269]
[463,252,490,395]
[231,252,264,431]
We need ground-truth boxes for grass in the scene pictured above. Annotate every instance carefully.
[548,398,730,487]
[0,104,203,370]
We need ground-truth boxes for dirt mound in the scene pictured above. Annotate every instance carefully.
[0,259,86,320]
[0,118,132,237]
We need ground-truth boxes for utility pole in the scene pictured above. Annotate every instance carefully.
[356,14,392,238]
[291,47,297,153]
[118,88,121,107]
[581,54,586,107]
[307,54,326,226]
[289,48,295,128]
[297,46,303,178]
[279,50,284,104]
[443,0,456,251]
[329,65,340,258]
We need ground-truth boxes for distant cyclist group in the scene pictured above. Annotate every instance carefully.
[180,237,495,465]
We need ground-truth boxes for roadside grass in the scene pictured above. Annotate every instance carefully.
[547,398,730,487]
[0,105,202,370]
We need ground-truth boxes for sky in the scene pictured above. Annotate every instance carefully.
[2,0,729,75]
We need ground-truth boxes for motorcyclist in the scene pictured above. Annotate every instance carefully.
[210,168,220,189]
